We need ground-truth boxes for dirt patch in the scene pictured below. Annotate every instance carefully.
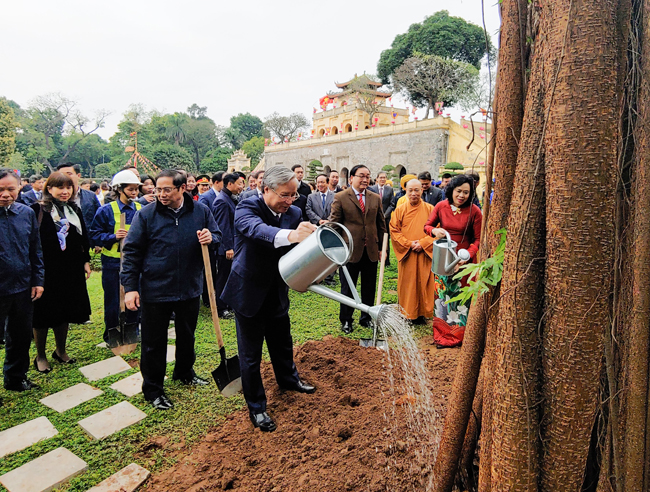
[145,335,460,491]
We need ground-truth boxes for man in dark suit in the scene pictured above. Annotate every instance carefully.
[291,164,311,221]
[329,170,343,193]
[240,170,264,201]
[329,165,387,333]
[198,171,224,213]
[418,171,444,207]
[369,171,394,266]
[18,175,44,206]
[221,166,317,432]
[56,163,100,236]
[211,173,241,319]
[306,173,336,285]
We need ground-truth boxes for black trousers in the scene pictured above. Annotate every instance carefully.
[101,267,139,343]
[140,297,200,401]
[0,290,33,386]
[215,255,232,313]
[235,291,299,415]
[339,248,378,325]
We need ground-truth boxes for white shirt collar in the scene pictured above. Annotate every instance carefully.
[265,202,280,218]
[351,186,365,196]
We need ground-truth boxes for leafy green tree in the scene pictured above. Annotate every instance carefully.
[377,11,493,84]
[230,113,263,143]
[65,133,109,177]
[391,54,479,117]
[187,104,208,119]
[0,98,17,166]
[264,112,309,143]
[151,143,195,171]
[200,148,232,174]
[241,136,264,167]
[183,117,218,168]
[164,113,189,146]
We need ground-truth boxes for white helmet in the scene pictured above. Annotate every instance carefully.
[111,170,142,187]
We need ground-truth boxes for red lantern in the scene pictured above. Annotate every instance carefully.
[463,124,469,129]
[414,116,418,120]
[461,115,465,119]
[391,120,395,124]
[372,124,376,127]
[479,161,485,165]
[374,117,378,122]
[480,134,485,139]
[446,113,451,117]
[480,126,485,131]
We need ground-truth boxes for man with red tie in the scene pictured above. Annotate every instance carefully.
[329,165,387,334]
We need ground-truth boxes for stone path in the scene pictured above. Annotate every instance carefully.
[0,348,179,489]
[39,383,103,413]
[0,447,87,492]
[79,356,131,381]
[168,327,176,339]
[86,463,150,492]
[78,401,147,440]
[0,417,58,459]
[166,345,176,363]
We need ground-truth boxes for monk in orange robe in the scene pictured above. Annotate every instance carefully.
[389,179,436,323]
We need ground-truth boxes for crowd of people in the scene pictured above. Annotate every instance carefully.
[0,161,482,431]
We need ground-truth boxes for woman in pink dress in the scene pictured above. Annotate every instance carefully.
[424,174,482,347]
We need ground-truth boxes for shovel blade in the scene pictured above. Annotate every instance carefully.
[107,327,122,349]
[359,338,389,351]
[211,354,242,397]
[121,322,139,345]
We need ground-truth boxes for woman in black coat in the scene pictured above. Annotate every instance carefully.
[31,172,92,373]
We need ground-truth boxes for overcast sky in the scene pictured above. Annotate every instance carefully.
[1,1,500,140]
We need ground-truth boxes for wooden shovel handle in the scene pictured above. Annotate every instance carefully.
[201,244,225,349]
[119,213,126,313]
[376,233,389,306]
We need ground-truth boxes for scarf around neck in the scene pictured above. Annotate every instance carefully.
[50,201,82,251]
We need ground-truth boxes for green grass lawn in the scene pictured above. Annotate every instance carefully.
[0,246,430,491]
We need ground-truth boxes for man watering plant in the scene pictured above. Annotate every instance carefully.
[221,166,317,432]
[121,169,222,410]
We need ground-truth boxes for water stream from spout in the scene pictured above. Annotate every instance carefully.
[377,306,441,490]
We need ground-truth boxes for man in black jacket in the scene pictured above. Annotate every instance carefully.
[122,169,222,410]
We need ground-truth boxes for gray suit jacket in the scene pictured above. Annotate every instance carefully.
[306,190,334,224]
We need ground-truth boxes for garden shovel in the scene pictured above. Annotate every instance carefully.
[108,213,139,355]
[360,233,389,350]
[201,244,242,397]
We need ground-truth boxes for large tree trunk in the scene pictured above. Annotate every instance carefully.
[487,40,547,488]
[540,1,620,490]
[623,0,650,488]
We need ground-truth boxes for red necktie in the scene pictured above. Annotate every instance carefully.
[379,187,383,199]
[358,192,365,213]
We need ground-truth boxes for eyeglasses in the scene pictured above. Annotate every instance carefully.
[154,186,178,195]
[269,188,300,202]
[353,174,371,180]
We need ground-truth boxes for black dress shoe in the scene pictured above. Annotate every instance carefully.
[341,321,353,334]
[281,380,316,394]
[218,310,234,320]
[250,411,277,432]
[52,350,76,364]
[4,379,39,392]
[359,319,373,328]
[34,358,52,374]
[176,375,209,386]
[150,394,174,410]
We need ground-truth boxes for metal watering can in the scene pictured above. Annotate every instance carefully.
[279,223,388,322]
[431,230,471,276]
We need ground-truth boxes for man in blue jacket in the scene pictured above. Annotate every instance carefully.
[121,169,222,410]
[211,172,242,319]
[0,169,44,398]
[221,166,317,432]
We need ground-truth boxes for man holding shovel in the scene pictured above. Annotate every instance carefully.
[121,169,222,410]
[221,166,317,432]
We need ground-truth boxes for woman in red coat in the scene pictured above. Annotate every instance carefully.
[424,174,482,346]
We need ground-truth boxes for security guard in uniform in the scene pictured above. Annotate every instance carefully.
[89,170,144,343]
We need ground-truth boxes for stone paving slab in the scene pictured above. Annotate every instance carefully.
[110,372,167,397]
[79,356,131,381]
[0,416,58,459]
[78,401,146,440]
[39,383,103,413]
[166,345,176,363]
[168,327,176,339]
[0,447,87,492]
[86,463,150,492]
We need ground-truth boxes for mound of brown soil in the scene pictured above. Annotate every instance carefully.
[145,335,460,491]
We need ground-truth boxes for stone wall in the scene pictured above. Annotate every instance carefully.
[265,122,449,185]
